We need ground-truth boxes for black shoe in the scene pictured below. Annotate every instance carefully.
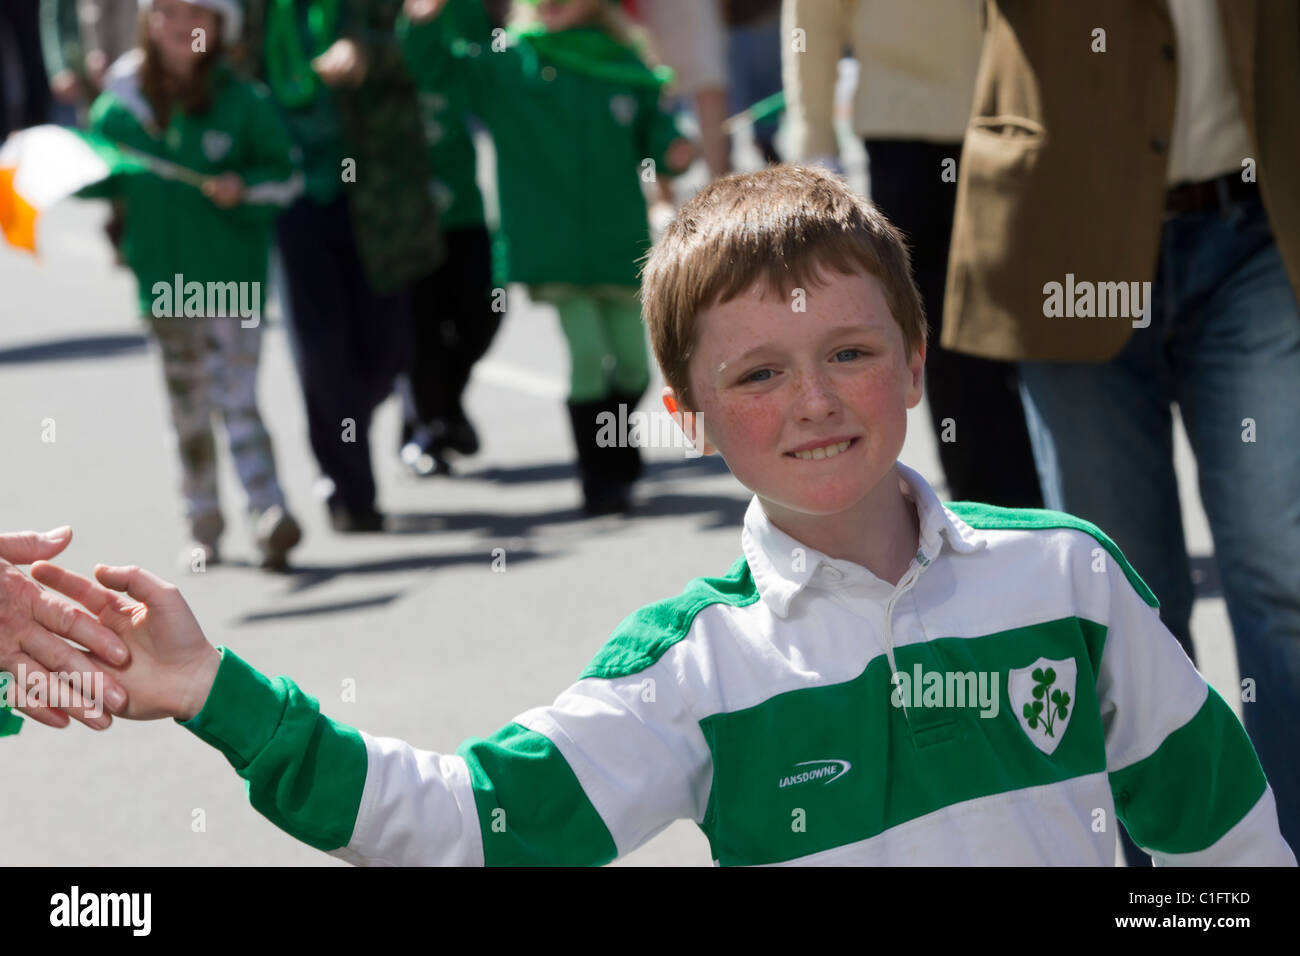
[583,483,633,517]
[445,417,480,457]
[329,506,385,533]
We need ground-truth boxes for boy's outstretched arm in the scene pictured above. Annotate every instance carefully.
[32,562,710,865]
[1082,537,1296,865]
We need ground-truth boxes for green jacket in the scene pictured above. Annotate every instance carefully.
[417,88,486,232]
[240,0,444,294]
[85,57,297,317]
[398,0,687,287]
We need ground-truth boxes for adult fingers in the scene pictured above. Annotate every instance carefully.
[0,527,72,565]
[3,651,74,729]
[20,622,128,716]
[30,562,138,638]
[94,564,178,607]
[4,649,114,730]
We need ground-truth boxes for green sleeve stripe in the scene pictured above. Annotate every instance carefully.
[948,502,1160,608]
[178,647,367,852]
[458,723,618,866]
[581,555,759,680]
[1109,686,1267,854]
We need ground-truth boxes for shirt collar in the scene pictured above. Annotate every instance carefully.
[740,462,988,618]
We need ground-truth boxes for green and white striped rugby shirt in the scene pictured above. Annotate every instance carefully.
[181,463,1295,866]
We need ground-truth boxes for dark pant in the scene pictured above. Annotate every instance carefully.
[863,139,1042,508]
[0,0,52,140]
[405,225,501,436]
[276,194,412,515]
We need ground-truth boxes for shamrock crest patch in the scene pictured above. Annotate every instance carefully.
[1008,657,1076,755]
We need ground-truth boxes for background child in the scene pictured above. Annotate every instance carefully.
[400,0,696,514]
[84,0,302,569]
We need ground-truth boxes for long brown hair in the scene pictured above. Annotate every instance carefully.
[137,9,225,129]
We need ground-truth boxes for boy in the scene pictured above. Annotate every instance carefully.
[32,165,1295,866]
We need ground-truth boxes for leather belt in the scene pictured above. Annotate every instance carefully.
[1166,171,1257,216]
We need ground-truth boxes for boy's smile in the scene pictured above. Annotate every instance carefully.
[665,268,926,581]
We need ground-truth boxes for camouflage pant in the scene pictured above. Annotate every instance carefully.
[147,316,286,541]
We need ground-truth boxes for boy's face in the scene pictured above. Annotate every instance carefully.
[664,269,925,525]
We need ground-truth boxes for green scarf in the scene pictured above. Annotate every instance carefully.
[506,24,674,89]
[265,0,342,108]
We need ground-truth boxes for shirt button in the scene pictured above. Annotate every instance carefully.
[542,65,557,82]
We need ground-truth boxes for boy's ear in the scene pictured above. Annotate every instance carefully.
[662,386,717,456]
[905,337,926,410]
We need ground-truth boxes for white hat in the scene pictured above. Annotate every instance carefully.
[139,0,244,47]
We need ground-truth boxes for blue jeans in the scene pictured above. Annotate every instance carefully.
[1019,193,1300,857]
[726,11,783,157]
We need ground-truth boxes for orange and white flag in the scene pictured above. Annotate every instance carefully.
[0,125,153,253]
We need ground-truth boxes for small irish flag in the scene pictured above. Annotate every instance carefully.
[0,125,158,253]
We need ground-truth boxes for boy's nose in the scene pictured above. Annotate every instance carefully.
[791,371,840,419]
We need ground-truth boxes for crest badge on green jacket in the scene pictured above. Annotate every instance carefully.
[1008,657,1076,755]
[202,130,234,163]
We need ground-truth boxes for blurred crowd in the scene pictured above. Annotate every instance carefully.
[1,0,1297,862]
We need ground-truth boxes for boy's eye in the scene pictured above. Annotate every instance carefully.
[834,348,867,362]
[743,368,773,383]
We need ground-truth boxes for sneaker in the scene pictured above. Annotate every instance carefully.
[254,505,302,570]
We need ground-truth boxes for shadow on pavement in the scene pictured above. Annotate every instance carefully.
[0,332,148,365]
[278,545,547,594]
[457,453,733,486]
[385,489,748,539]
[236,592,404,624]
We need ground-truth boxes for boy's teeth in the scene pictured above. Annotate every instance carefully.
[792,440,852,461]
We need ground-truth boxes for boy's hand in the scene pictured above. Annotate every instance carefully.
[202,173,245,209]
[30,563,220,722]
[312,38,368,87]
[404,0,449,24]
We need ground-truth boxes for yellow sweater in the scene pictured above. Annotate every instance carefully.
[781,0,982,156]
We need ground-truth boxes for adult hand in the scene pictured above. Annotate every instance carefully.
[31,563,220,722]
[0,528,130,729]
[312,38,368,87]
[665,138,698,176]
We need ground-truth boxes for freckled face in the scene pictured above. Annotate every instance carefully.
[679,269,924,522]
